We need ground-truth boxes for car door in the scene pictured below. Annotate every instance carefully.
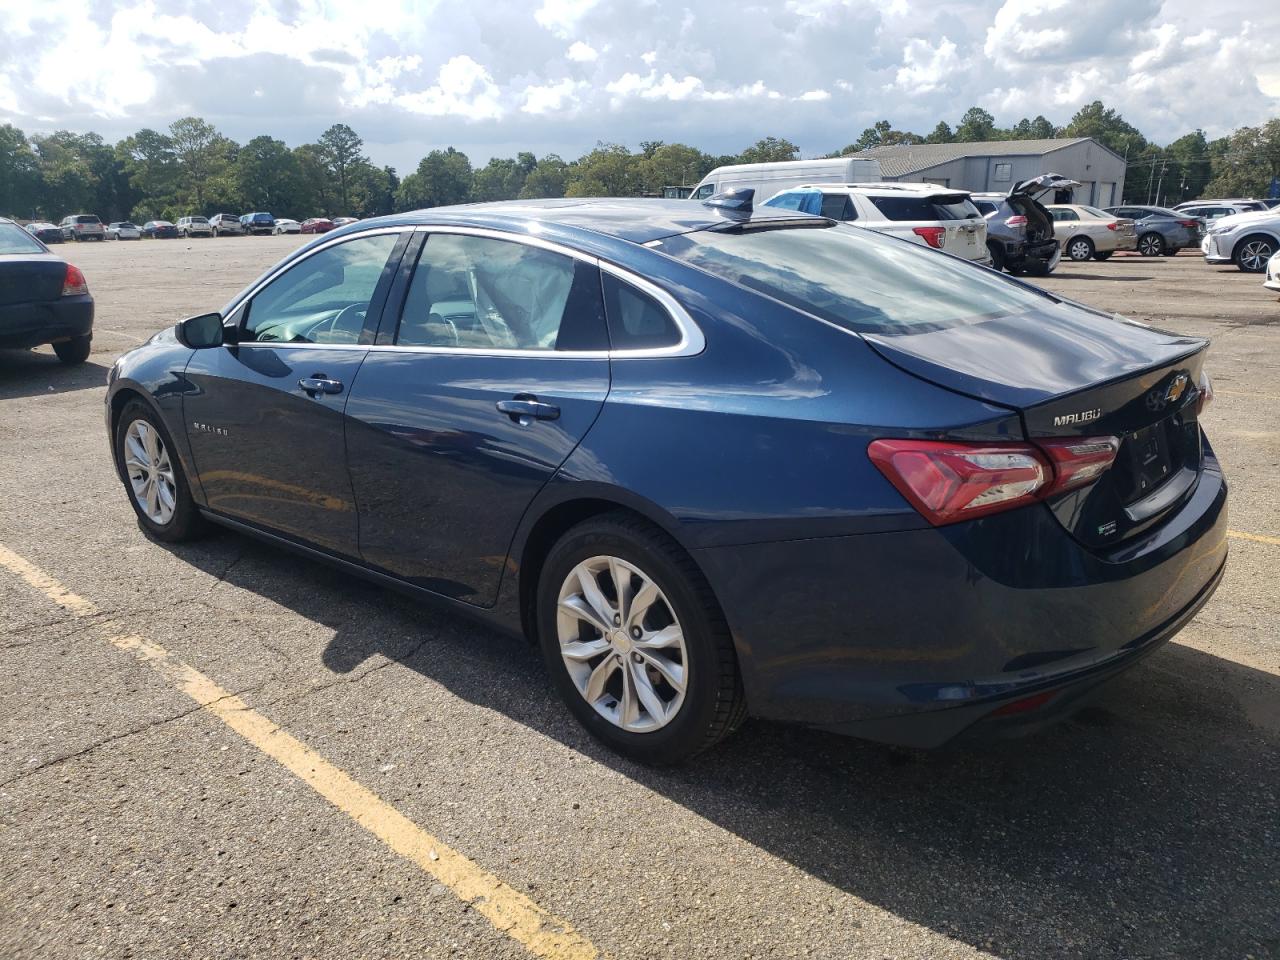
[183,228,409,557]
[343,229,612,605]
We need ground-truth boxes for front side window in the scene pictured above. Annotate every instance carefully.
[692,183,715,200]
[242,232,400,344]
[0,222,46,254]
[396,234,607,351]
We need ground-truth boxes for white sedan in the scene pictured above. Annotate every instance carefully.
[107,221,141,240]
[1265,251,1280,293]
[273,218,301,235]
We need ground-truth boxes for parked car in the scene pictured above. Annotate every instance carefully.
[301,217,334,234]
[59,214,105,242]
[1265,250,1280,292]
[273,218,301,235]
[24,222,63,243]
[1200,209,1280,272]
[0,217,94,364]
[105,199,1227,763]
[1173,200,1264,224]
[240,212,275,235]
[1104,205,1201,256]
[141,220,178,239]
[688,157,882,203]
[209,213,244,237]
[176,216,213,238]
[331,216,360,227]
[972,174,1074,275]
[764,183,991,264]
[1047,205,1138,262]
[1259,198,1280,210]
[107,221,141,241]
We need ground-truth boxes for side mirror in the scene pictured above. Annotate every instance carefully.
[175,312,224,349]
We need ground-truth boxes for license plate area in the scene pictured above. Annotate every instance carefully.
[1120,421,1175,502]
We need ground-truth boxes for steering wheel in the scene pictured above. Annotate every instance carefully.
[427,311,460,347]
[308,302,366,342]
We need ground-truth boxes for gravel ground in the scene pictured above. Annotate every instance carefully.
[1,236,1277,960]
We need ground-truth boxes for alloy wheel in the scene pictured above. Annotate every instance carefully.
[123,419,177,525]
[1138,234,1163,256]
[1240,239,1275,272]
[556,555,688,733]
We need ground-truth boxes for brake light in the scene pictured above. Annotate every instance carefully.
[1106,222,1118,231]
[912,226,946,249]
[1178,219,1199,228]
[61,263,88,297]
[1004,215,1028,227]
[1196,371,1213,415]
[868,435,1120,526]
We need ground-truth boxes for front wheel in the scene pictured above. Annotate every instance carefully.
[537,513,746,764]
[114,400,205,542]
[53,334,91,364]
[1235,235,1276,273]
[1066,236,1094,262]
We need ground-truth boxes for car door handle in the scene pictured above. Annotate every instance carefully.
[299,376,344,397]
[496,395,560,423]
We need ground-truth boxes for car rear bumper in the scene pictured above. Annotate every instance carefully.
[0,296,94,348]
[694,445,1228,747]
[1000,238,1059,269]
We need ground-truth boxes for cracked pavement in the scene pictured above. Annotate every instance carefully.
[1,239,1278,959]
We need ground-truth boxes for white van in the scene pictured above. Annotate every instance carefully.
[689,157,883,203]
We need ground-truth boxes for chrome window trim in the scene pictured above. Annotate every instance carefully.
[222,222,704,359]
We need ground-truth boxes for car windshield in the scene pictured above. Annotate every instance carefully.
[659,223,1053,336]
[0,222,49,254]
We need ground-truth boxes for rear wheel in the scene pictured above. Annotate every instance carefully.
[1137,232,1165,257]
[1234,235,1276,273]
[537,513,746,764]
[114,400,205,542]
[1066,236,1094,262]
[53,334,91,365]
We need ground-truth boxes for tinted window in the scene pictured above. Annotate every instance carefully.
[820,194,856,221]
[870,195,979,221]
[974,201,998,215]
[244,232,399,344]
[0,222,46,254]
[601,273,680,350]
[396,234,607,351]
[659,223,1054,335]
[74,215,100,224]
[692,184,715,200]
[1050,209,1078,221]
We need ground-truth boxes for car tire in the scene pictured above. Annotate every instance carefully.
[1234,234,1276,273]
[1093,251,1113,261]
[536,512,746,765]
[986,241,1005,272]
[1023,261,1052,277]
[1137,232,1165,257]
[1066,236,1094,262]
[53,334,91,365]
[113,400,206,543]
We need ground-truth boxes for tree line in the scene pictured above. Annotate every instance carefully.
[1,102,1277,224]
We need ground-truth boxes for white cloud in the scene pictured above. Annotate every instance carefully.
[641,50,658,65]
[890,37,960,95]
[522,78,587,114]
[395,56,503,120]
[566,41,598,62]
[797,89,831,101]
[534,0,600,38]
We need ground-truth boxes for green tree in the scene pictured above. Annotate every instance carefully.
[1063,101,1146,156]
[924,121,954,144]
[638,143,708,193]
[519,154,569,199]
[0,124,40,216]
[472,157,528,201]
[565,142,639,196]
[317,123,367,213]
[954,107,997,142]
[1029,115,1056,139]
[293,143,333,214]
[396,147,473,209]
[738,136,800,163]
[1162,130,1212,204]
[168,117,235,213]
[236,136,304,215]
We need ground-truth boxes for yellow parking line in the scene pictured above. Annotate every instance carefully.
[0,544,598,960]
[1228,529,1280,547]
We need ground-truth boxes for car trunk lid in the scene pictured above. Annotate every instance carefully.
[861,303,1210,547]
[0,256,67,305]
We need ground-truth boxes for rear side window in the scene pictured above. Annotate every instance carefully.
[396,234,608,352]
[869,195,979,221]
[659,223,1054,336]
[820,194,856,221]
[601,273,681,350]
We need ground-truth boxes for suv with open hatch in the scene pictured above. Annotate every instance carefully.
[972,174,1078,275]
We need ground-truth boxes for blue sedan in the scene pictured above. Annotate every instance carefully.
[104,197,1228,763]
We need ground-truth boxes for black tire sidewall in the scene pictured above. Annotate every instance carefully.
[1139,232,1164,256]
[536,519,732,764]
[53,335,91,364]
[114,400,202,542]
[1236,236,1275,273]
[1068,237,1093,261]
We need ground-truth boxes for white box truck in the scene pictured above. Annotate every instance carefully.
[688,157,883,203]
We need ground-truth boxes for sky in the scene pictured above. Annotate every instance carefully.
[1,0,1278,174]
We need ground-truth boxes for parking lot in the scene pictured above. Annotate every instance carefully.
[1,237,1278,959]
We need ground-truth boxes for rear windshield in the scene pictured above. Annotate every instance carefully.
[0,222,48,254]
[869,195,979,221]
[659,223,1052,335]
[191,217,208,224]
[75,215,101,224]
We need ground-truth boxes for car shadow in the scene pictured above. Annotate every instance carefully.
[0,349,112,400]
[163,530,1279,960]
[1048,273,1154,282]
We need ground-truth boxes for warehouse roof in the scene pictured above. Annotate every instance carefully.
[850,138,1117,178]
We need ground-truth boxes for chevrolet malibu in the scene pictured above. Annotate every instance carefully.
[104,198,1228,764]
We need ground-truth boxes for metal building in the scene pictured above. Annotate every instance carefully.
[850,137,1127,207]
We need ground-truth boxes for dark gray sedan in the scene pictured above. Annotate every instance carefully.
[0,217,94,363]
[1105,205,1202,256]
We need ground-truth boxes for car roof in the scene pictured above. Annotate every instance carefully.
[784,182,970,197]
[360,198,821,244]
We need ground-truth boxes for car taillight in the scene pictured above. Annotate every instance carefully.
[1004,215,1028,227]
[61,263,88,297]
[868,436,1119,526]
[1178,220,1199,228]
[912,226,946,249]
[1106,222,1118,231]
[1196,371,1213,415]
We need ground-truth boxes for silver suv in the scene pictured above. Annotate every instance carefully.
[764,182,990,264]
[176,216,213,238]
[208,213,244,237]
[59,214,105,242]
